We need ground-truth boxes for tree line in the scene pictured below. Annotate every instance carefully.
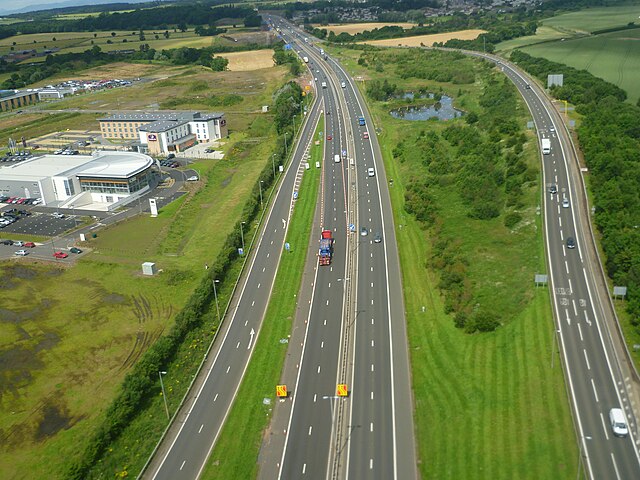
[510,50,640,334]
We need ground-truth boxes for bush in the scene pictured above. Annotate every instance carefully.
[504,212,522,228]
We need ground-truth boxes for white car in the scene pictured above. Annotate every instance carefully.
[562,198,570,208]
[53,212,65,218]
[186,176,199,181]
[550,126,556,133]
[14,249,28,256]
[367,168,375,177]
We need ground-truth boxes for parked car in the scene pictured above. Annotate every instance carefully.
[186,176,199,181]
[24,242,36,248]
[14,250,28,256]
[53,251,68,259]
[70,247,83,254]
[52,212,65,218]
[167,153,176,159]
[1,239,14,245]
[14,241,24,247]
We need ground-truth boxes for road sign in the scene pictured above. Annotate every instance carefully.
[337,384,348,397]
[293,191,298,200]
[238,247,244,256]
[276,385,288,397]
[285,242,290,251]
[349,223,355,232]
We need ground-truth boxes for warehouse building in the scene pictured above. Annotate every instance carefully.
[0,151,156,211]
[99,111,228,155]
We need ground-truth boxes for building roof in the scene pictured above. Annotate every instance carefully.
[99,111,223,122]
[139,119,190,133]
[0,151,153,182]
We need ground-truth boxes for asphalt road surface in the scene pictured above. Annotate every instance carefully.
[272,19,417,480]
[142,71,326,479]
[469,53,640,479]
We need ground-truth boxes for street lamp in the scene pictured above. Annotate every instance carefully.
[271,153,276,178]
[284,132,288,157]
[259,180,264,207]
[240,221,246,253]
[70,204,76,227]
[293,114,297,136]
[158,371,169,420]
[212,279,220,322]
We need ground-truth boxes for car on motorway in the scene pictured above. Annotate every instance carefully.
[549,184,558,194]
[363,132,369,139]
[70,247,83,254]
[53,251,68,259]
[566,237,575,249]
[360,227,368,236]
[14,249,28,256]
[341,82,346,88]
[367,167,375,177]
[609,407,628,437]
[327,135,332,141]
[562,198,570,208]
[550,126,556,133]
[374,232,382,243]
[525,84,531,89]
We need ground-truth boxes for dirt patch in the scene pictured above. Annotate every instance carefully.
[35,402,76,441]
[218,50,275,71]
[360,29,486,47]
[319,22,417,35]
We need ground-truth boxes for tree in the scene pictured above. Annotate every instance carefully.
[178,22,187,33]
[210,56,228,72]
[111,32,116,37]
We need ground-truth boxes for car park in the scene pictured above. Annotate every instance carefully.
[70,247,83,254]
[53,251,68,259]
[15,250,28,256]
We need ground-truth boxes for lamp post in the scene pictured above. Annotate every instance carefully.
[70,204,76,227]
[212,279,220,322]
[271,153,276,178]
[240,221,246,253]
[284,132,288,157]
[293,114,297,136]
[259,180,264,207]
[158,371,169,420]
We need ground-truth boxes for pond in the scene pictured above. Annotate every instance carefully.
[390,94,464,121]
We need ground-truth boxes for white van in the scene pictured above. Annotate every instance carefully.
[341,82,346,88]
[609,408,628,437]
[334,154,340,163]
[367,168,375,177]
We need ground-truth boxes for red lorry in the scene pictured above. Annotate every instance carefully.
[318,230,333,266]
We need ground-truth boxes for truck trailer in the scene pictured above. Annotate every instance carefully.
[319,230,333,265]
[541,138,551,155]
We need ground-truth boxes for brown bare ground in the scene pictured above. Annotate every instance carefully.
[360,29,486,47]
[218,50,275,71]
[318,22,417,34]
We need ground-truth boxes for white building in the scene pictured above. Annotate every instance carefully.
[0,151,156,211]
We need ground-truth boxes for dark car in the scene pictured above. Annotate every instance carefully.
[167,153,176,159]
[70,247,83,254]
[566,237,576,249]
[549,184,558,194]
[1,239,14,245]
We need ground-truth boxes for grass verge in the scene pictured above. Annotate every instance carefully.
[200,116,324,479]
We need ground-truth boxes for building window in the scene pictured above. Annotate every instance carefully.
[64,179,75,196]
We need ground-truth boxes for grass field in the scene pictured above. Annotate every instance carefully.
[0,64,290,479]
[521,28,640,104]
[201,115,323,479]
[218,49,275,71]
[360,29,486,47]
[542,4,640,34]
[331,45,579,478]
[318,22,417,34]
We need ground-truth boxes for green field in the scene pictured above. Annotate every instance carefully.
[522,28,640,103]
[542,4,640,33]
[332,46,579,478]
[0,63,289,479]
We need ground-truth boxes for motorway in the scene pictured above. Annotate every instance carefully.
[272,20,417,480]
[143,73,326,479]
[473,54,640,478]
